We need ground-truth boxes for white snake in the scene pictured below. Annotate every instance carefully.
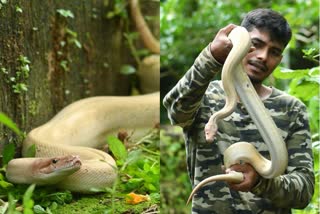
[6,0,160,193]
[6,92,159,193]
[187,27,288,204]
[130,0,160,94]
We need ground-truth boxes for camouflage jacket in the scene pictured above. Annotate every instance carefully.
[163,44,314,214]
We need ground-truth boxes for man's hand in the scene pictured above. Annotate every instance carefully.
[226,163,261,192]
[210,24,237,64]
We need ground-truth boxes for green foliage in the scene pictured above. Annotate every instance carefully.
[302,48,319,63]
[105,0,158,94]
[65,28,82,49]
[160,0,319,86]
[161,0,259,77]
[2,143,15,165]
[0,173,14,192]
[120,64,137,75]
[0,110,159,213]
[273,47,319,137]
[2,184,74,214]
[273,67,319,100]
[122,158,159,193]
[103,129,161,213]
[107,129,160,194]
[106,130,159,213]
[0,112,24,165]
[55,8,82,73]
[160,126,191,213]
[0,0,7,10]
[272,0,319,50]
[106,136,128,161]
[1,55,32,94]
[23,184,36,214]
[15,6,22,13]
[24,144,36,158]
[7,193,18,214]
[0,112,23,137]
[105,0,128,19]
[56,9,74,19]
[274,49,320,214]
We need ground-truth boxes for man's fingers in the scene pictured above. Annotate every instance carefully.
[220,24,238,34]
[228,182,251,192]
[217,24,238,49]
[209,24,239,64]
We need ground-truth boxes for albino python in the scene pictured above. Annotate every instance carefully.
[129,0,160,94]
[6,92,159,193]
[187,27,288,204]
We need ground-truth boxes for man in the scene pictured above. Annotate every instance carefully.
[163,9,314,213]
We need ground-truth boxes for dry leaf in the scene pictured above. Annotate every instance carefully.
[125,192,150,205]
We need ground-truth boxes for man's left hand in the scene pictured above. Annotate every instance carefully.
[226,163,261,192]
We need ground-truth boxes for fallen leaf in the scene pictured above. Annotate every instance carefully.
[125,192,150,205]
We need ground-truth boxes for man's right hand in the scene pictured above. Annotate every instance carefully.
[210,24,237,64]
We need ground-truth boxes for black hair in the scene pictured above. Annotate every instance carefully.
[241,9,292,47]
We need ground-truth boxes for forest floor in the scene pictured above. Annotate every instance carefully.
[0,128,160,214]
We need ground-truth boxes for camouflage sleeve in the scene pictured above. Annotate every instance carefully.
[251,101,315,208]
[163,44,222,128]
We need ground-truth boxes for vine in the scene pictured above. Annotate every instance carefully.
[1,55,31,95]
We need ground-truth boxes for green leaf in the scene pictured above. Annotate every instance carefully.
[313,141,320,150]
[74,40,82,49]
[23,184,36,213]
[106,11,116,19]
[145,183,156,191]
[106,136,127,161]
[123,150,143,168]
[273,67,310,79]
[65,28,77,37]
[0,173,14,189]
[308,96,320,133]
[60,60,69,72]
[126,178,144,190]
[120,65,136,75]
[289,78,319,101]
[15,6,22,13]
[25,144,36,157]
[309,67,320,76]
[0,112,23,136]
[143,162,151,171]
[24,184,36,200]
[18,55,31,64]
[2,143,15,165]
[7,193,17,214]
[13,83,28,93]
[33,205,47,214]
[56,9,74,18]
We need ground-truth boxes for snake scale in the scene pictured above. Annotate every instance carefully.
[187,27,288,204]
[6,92,159,193]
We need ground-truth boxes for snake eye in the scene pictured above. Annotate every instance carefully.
[52,159,59,164]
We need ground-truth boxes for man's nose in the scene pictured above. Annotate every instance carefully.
[256,48,268,61]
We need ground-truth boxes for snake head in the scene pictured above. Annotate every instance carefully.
[204,123,218,143]
[32,155,82,185]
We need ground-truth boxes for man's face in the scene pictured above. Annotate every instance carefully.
[243,28,284,84]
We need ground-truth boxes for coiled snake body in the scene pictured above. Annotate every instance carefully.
[6,92,159,193]
[6,0,160,193]
[187,27,288,204]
